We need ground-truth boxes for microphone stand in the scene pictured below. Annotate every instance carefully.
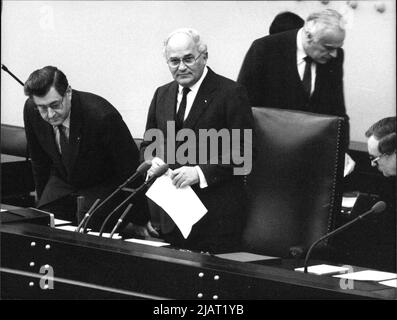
[303,202,386,273]
[98,163,168,236]
[109,204,133,239]
[82,161,151,233]
[1,64,24,86]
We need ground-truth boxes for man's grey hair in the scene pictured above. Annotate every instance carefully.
[304,9,346,41]
[163,28,208,58]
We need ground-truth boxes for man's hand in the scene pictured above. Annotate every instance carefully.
[147,157,166,178]
[128,221,159,238]
[170,166,199,188]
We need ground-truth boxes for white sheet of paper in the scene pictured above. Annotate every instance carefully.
[0,208,8,212]
[146,172,207,239]
[87,232,121,239]
[54,218,72,226]
[342,196,358,208]
[56,225,80,232]
[295,264,350,275]
[333,270,397,281]
[215,252,278,262]
[124,238,170,247]
[379,279,397,288]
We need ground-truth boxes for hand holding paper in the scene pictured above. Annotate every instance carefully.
[146,170,207,239]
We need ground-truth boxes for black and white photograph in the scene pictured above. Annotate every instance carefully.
[1,0,396,305]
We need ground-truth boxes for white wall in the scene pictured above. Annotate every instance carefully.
[1,0,395,143]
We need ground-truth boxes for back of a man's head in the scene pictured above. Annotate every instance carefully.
[269,11,304,35]
[24,66,68,98]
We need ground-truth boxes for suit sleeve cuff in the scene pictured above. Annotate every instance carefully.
[195,166,208,189]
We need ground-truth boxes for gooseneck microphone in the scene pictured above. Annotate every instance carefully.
[80,160,152,233]
[98,163,169,236]
[303,201,387,273]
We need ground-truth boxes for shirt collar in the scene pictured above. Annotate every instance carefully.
[296,28,307,64]
[178,66,208,94]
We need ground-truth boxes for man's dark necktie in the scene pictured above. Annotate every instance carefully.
[175,87,190,131]
[302,56,313,98]
[58,125,71,169]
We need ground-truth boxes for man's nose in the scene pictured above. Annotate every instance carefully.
[47,108,55,118]
[178,61,187,71]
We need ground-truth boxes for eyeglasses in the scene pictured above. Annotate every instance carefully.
[167,52,205,68]
[35,96,65,114]
[369,153,388,166]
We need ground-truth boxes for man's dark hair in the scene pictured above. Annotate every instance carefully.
[24,66,68,98]
[269,11,304,35]
[365,117,396,154]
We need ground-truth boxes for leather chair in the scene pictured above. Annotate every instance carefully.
[242,107,347,258]
[1,124,35,206]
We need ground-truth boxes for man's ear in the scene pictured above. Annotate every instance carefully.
[305,30,313,44]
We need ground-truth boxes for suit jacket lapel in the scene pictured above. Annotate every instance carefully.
[183,67,216,130]
[66,90,83,174]
[281,30,302,87]
[160,82,178,130]
[35,117,67,178]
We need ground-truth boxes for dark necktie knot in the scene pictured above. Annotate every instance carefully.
[176,87,191,130]
[304,56,313,64]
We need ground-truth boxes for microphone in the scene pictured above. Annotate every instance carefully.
[98,163,169,236]
[1,64,25,86]
[75,196,85,224]
[81,160,152,233]
[109,203,134,239]
[75,198,101,233]
[303,201,387,273]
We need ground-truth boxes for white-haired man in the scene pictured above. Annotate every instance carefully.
[238,9,349,144]
[140,28,254,253]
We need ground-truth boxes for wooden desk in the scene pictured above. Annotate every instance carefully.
[1,214,395,300]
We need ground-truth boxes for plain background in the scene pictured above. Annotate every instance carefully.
[1,0,395,143]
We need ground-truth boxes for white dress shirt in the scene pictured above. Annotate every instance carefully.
[296,28,316,95]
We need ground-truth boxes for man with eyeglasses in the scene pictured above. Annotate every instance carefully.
[140,28,254,253]
[366,117,396,177]
[238,9,349,144]
[355,116,395,272]
[23,66,149,231]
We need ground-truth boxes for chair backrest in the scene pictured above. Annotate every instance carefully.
[1,124,29,158]
[242,107,346,257]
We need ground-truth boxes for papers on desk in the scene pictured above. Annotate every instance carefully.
[295,264,350,275]
[333,270,397,282]
[54,218,72,226]
[215,252,279,262]
[341,195,358,209]
[55,225,80,232]
[146,171,207,239]
[124,238,170,247]
[378,279,397,288]
[87,232,122,239]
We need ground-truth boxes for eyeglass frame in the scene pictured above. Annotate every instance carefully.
[35,94,67,114]
[166,51,206,68]
[369,152,392,166]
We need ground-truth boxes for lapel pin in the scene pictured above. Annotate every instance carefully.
[204,99,208,103]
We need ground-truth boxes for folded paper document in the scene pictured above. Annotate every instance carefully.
[146,171,207,239]
[295,264,350,275]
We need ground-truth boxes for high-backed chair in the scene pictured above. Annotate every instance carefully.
[1,124,35,206]
[242,107,347,258]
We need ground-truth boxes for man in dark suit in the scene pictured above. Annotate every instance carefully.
[23,66,148,230]
[141,28,254,253]
[237,9,348,129]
